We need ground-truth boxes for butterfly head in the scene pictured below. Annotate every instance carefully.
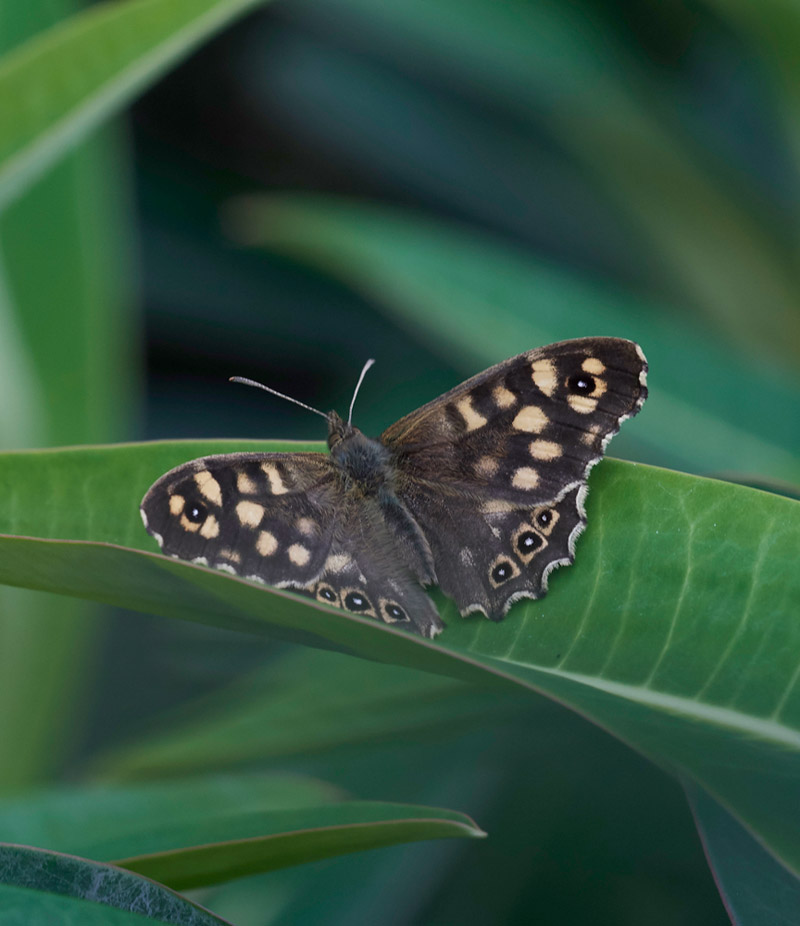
[326,410,355,451]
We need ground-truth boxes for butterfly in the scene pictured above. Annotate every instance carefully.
[141,337,647,638]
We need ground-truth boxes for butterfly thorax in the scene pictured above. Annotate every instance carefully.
[327,411,394,493]
[327,410,437,584]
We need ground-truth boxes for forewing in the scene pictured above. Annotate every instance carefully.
[382,337,647,501]
[140,452,338,588]
[381,338,647,618]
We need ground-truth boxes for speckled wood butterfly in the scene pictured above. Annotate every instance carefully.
[141,337,647,638]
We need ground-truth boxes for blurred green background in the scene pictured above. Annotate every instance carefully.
[2,0,800,922]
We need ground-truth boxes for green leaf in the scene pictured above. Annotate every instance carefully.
[0,440,799,879]
[0,844,231,925]
[0,0,137,787]
[117,802,484,890]
[686,781,800,925]
[232,194,800,484]
[696,0,800,163]
[0,774,342,858]
[0,775,483,891]
[0,0,270,209]
[95,646,526,780]
[284,0,800,364]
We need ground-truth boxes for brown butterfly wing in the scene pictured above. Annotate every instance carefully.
[140,451,443,637]
[381,338,647,618]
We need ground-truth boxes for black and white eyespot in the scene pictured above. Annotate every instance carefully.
[316,584,339,606]
[489,556,520,587]
[343,589,373,613]
[380,599,409,623]
[567,373,596,395]
[534,507,559,535]
[516,530,542,555]
[511,523,546,565]
[185,502,207,524]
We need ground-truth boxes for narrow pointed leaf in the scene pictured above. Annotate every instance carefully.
[0,776,483,891]
[0,0,269,209]
[116,802,485,890]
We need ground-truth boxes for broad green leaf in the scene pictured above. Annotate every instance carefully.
[0,441,799,878]
[0,844,230,925]
[233,195,800,483]
[0,0,269,209]
[0,776,482,890]
[95,646,526,780]
[686,781,800,925]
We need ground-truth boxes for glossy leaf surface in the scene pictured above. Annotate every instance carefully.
[0,440,798,878]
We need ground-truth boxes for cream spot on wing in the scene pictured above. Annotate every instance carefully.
[296,517,317,536]
[237,471,257,494]
[582,424,601,445]
[219,549,242,563]
[169,494,185,516]
[256,531,278,556]
[217,563,237,575]
[195,470,222,505]
[582,357,606,375]
[531,359,557,396]
[288,543,311,567]
[475,455,499,478]
[568,394,599,414]
[324,553,352,573]
[261,462,288,495]
[179,514,201,533]
[192,556,208,566]
[236,500,264,528]
[492,384,516,409]
[200,514,220,539]
[480,499,516,515]
[512,467,540,490]
[455,395,487,432]
[512,405,548,433]
[529,439,562,461]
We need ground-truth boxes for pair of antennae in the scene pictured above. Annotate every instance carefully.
[230,358,375,426]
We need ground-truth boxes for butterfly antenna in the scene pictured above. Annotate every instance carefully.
[229,376,328,420]
[348,358,375,425]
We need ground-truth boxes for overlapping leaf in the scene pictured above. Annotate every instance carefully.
[0,775,483,892]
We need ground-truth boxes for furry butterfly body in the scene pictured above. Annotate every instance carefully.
[141,337,647,638]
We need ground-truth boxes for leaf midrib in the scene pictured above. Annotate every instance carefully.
[497,659,800,748]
